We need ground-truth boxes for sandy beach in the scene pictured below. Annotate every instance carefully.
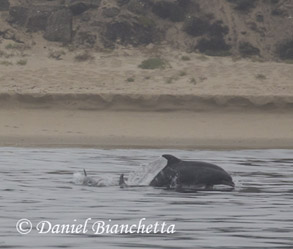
[1,108,293,149]
[1,46,293,149]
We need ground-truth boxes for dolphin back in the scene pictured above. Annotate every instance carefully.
[150,154,234,189]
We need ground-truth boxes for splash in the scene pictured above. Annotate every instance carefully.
[73,172,118,187]
[126,157,167,186]
[72,156,167,187]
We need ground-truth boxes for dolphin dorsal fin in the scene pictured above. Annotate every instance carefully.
[162,154,181,165]
[83,169,87,176]
[119,174,128,188]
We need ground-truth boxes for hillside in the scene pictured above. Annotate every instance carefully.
[0,0,293,60]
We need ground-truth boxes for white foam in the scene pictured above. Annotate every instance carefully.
[73,172,85,185]
[73,172,118,187]
[72,157,167,187]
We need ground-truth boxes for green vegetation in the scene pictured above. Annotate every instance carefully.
[181,55,190,61]
[250,57,265,63]
[0,60,13,66]
[190,77,197,84]
[203,50,232,57]
[6,43,21,50]
[239,42,260,57]
[276,40,293,60]
[256,14,264,22]
[227,0,257,12]
[126,77,135,82]
[138,57,167,69]
[199,76,207,82]
[184,17,210,37]
[49,50,66,60]
[74,52,94,62]
[5,43,28,50]
[197,54,209,61]
[179,71,187,77]
[0,50,14,58]
[255,74,266,80]
[271,8,285,16]
[152,1,188,22]
[16,59,27,66]
[137,16,156,29]
[184,17,228,38]
[196,37,231,56]
[284,60,293,64]
[166,77,175,84]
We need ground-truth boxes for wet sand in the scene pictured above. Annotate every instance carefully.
[1,107,293,149]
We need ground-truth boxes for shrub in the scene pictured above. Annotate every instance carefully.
[74,52,94,62]
[16,59,27,65]
[199,76,207,82]
[152,1,188,22]
[183,17,229,40]
[5,43,29,50]
[255,74,266,80]
[181,55,190,61]
[0,60,13,66]
[183,17,210,37]
[239,42,260,57]
[256,14,264,22]
[48,50,66,60]
[166,76,177,84]
[104,20,154,46]
[138,57,167,69]
[227,0,257,12]
[208,20,229,37]
[196,37,231,56]
[0,50,14,58]
[126,77,135,82]
[179,71,187,76]
[137,16,156,29]
[5,43,21,50]
[197,54,209,61]
[190,77,197,84]
[276,40,293,60]
[271,8,285,16]
[284,60,293,64]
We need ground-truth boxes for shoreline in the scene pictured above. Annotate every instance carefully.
[1,92,293,111]
[1,47,293,150]
[1,107,293,150]
[2,137,293,150]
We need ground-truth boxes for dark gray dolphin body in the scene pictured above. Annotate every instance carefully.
[149,154,234,190]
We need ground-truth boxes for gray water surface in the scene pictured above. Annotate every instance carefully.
[0,148,293,249]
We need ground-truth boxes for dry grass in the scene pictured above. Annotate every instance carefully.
[74,52,95,62]
[16,59,27,66]
[0,60,13,66]
[255,74,266,80]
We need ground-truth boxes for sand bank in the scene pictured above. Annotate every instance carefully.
[1,93,293,111]
[1,107,293,149]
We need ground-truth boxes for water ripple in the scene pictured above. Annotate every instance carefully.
[0,148,293,249]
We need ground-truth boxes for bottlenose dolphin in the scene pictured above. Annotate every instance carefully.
[120,154,234,190]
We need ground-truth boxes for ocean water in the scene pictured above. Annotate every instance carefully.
[0,148,293,249]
